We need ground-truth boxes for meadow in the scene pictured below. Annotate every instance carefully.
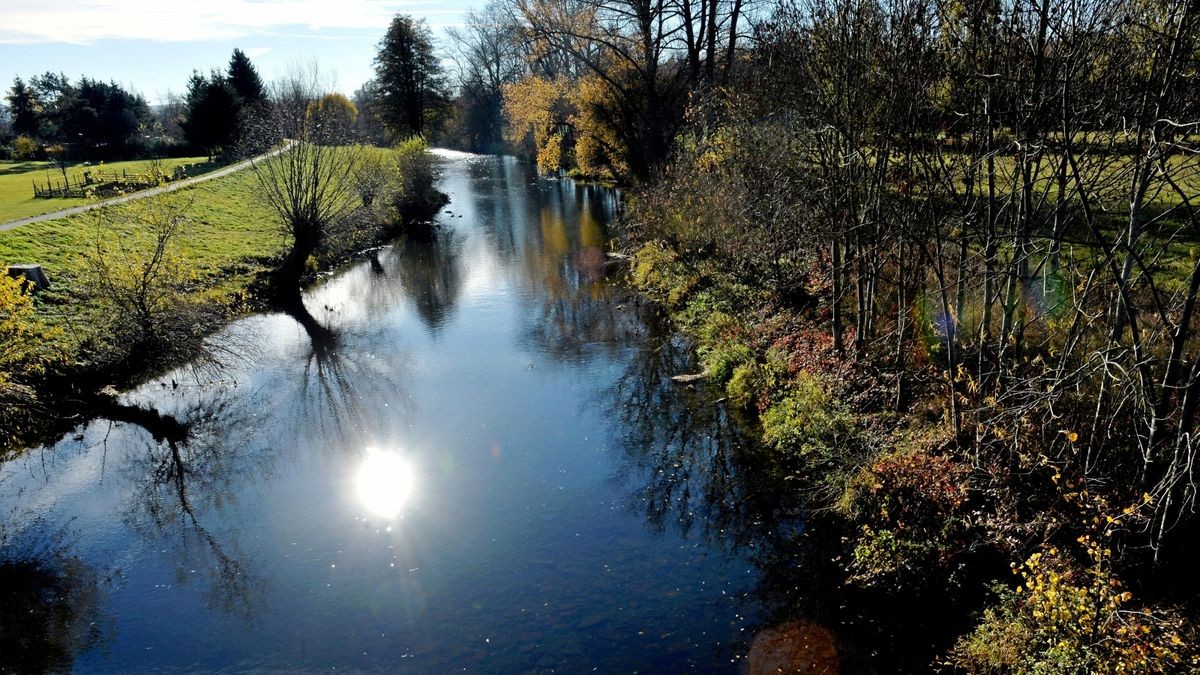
[0,156,218,223]
[0,166,287,331]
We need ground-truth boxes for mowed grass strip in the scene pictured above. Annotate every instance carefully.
[0,167,288,326]
[0,156,217,223]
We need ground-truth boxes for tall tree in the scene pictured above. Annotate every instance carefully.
[446,1,526,151]
[63,78,151,158]
[373,15,446,138]
[4,78,40,137]
[180,70,240,157]
[28,73,75,145]
[227,48,267,105]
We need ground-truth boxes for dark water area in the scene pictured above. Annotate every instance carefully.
[0,152,829,672]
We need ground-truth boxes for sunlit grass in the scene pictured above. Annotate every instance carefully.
[0,168,288,332]
[0,156,217,223]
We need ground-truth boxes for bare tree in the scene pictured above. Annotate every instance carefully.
[249,66,363,306]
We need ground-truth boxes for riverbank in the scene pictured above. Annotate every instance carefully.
[0,151,777,672]
[624,236,1200,671]
[0,144,447,454]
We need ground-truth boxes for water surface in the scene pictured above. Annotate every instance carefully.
[0,152,811,672]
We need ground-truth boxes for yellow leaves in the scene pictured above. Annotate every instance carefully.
[503,76,567,140]
[0,272,64,380]
[306,93,359,134]
[971,542,1191,671]
[502,76,577,173]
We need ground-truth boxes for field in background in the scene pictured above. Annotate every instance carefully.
[0,156,217,223]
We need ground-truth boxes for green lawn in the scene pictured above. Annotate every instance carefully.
[1,145,409,324]
[0,156,218,223]
[0,167,288,326]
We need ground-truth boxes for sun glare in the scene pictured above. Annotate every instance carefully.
[355,448,415,519]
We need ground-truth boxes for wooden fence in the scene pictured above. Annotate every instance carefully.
[32,165,190,199]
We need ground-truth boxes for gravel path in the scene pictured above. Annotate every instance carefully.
[0,143,291,232]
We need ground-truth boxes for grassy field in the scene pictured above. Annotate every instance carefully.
[0,166,288,328]
[0,156,218,223]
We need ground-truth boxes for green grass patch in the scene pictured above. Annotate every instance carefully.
[0,167,287,330]
[0,156,217,223]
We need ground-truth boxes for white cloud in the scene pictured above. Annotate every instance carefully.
[0,0,466,44]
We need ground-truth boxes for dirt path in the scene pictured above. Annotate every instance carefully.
[0,143,291,232]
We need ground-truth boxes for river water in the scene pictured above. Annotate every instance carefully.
[0,151,817,672]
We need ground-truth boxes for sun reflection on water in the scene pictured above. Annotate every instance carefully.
[355,448,415,518]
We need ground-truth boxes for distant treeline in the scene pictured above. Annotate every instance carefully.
[0,49,278,163]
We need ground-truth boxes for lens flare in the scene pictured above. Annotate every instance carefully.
[355,448,414,518]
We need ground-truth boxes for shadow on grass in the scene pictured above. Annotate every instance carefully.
[0,161,53,176]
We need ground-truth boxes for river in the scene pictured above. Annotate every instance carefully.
[0,151,823,672]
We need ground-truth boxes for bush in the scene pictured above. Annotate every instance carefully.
[13,135,40,160]
[630,242,698,307]
[631,122,818,300]
[952,541,1198,673]
[700,339,754,386]
[352,145,399,210]
[84,199,221,374]
[841,438,973,588]
[0,272,65,449]
[391,136,448,224]
[727,349,789,412]
[760,371,855,461]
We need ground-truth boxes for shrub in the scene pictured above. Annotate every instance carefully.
[390,137,447,224]
[760,371,855,461]
[726,349,789,412]
[352,146,399,210]
[676,287,735,332]
[630,242,697,307]
[700,339,754,386]
[13,135,39,160]
[0,272,65,448]
[952,541,1198,673]
[842,439,972,588]
[84,199,221,373]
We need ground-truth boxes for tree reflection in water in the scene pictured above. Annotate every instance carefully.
[393,229,464,335]
[516,181,629,363]
[0,520,109,672]
[114,390,268,619]
[261,287,414,454]
[601,308,946,671]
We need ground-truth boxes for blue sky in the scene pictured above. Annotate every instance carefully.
[0,0,479,104]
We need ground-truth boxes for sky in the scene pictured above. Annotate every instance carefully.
[0,0,480,104]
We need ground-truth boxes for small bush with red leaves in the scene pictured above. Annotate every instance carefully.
[842,437,974,588]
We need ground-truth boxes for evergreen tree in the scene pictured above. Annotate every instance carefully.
[28,73,75,144]
[373,15,446,138]
[227,48,266,104]
[180,70,240,157]
[4,78,40,137]
[61,79,151,159]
